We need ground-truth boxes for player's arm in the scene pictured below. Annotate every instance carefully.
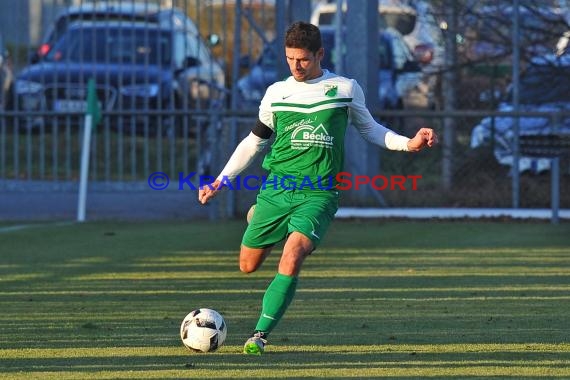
[349,81,437,152]
[406,127,438,151]
[198,121,272,204]
[356,122,437,152]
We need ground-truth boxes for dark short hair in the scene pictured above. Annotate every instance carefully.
[285,21,322,54]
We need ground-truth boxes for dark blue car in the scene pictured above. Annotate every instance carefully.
[11,19,225,133]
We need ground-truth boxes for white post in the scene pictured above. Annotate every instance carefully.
[77,114,93,222]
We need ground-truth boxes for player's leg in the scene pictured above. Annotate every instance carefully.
[243,232,312,355]
[254,233,313,332]
[244,191,339,355]
[277,231,314,276]
[240,194,290,354]
[240,187,289,273]
[239,245,273,273]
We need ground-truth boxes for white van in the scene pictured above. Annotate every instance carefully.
[311,0,443,66]
[311,0,443,108]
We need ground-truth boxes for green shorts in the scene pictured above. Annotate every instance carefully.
[242,186,339,249]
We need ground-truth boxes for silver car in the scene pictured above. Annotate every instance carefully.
[470,53,570,173]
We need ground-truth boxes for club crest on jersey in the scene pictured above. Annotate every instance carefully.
[324,84,337,97]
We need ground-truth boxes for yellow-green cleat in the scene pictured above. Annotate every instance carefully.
[243,333,267,355]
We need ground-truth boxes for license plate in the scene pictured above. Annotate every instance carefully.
[54,100,88,113]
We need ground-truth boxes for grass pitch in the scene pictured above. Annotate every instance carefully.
[0,220,569,379]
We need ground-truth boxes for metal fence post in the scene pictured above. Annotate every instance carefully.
[442,0,458,192]
[511,0,521,208]
[551,156,560,224]
[225,0,243,219]
[343,0,381,205]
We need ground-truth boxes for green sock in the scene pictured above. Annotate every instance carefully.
[254,273,298,335]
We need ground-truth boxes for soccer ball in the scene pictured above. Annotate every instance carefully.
[180,308,227,353]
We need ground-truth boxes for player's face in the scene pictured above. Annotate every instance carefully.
[285,47,324,82]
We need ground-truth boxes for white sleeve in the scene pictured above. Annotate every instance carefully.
[349,80,410,151]
[258,83,278,130]
[216,132,269,181]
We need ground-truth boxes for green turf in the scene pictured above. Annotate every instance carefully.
[0,220,569,379]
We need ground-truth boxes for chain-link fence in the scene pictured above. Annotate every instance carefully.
[0,0,569,220]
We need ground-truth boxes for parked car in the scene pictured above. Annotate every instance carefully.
[310,0,444,108]
[399,0,445,69]
[310,1,417,35]
[11,19,225,133]
[31,2,221,63]
[0,33,14,110]
[236,26,422,110]
[470,54,570,173]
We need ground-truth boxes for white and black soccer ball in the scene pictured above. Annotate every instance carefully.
[180,308,227,353]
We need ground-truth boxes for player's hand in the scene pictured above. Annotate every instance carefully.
[198,179,223,204]
[407,127,438,152]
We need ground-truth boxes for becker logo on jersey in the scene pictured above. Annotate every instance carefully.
[290,124,334,150]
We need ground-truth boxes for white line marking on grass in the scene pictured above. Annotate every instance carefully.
[0,221,75,234]
[335,208,570,220]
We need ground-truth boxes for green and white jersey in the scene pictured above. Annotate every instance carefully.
[258,69,404,186]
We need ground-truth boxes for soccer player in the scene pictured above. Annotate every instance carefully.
[198,21,438,355]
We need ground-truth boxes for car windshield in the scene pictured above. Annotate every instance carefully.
[508,64,570,104]
[382,12,415,36]
[45,26,172,66]
[320,30,392,71]
[318,11,389,29]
